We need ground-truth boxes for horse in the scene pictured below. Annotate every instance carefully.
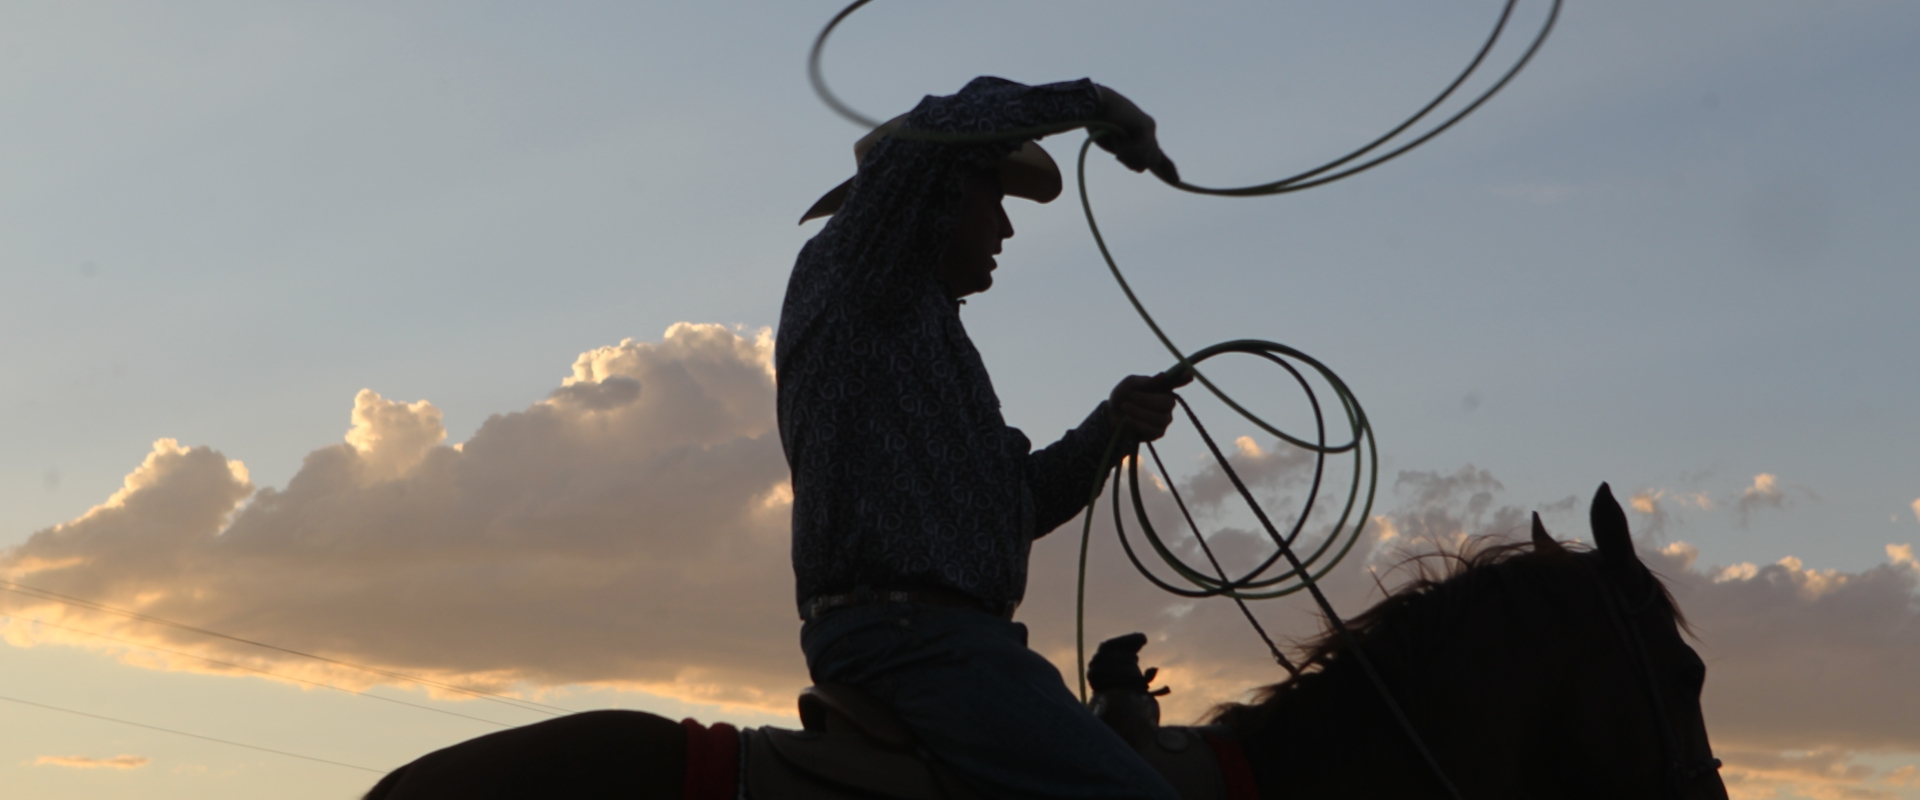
[362,484,1728,799]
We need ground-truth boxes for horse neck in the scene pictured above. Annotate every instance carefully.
[1235,579,1576,799]
[1238,668,1466,799]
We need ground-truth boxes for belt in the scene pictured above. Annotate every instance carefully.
[800,586,1016,622]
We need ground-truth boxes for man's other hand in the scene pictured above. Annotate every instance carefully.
[1108,370,1193,443]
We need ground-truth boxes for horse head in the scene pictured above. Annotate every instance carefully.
[1555,482,1728,800]
[1210,483,1729,799]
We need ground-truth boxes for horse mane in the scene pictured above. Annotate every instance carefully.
[1205,534,1684,731]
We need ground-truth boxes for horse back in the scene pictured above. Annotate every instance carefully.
[365,709,686,800]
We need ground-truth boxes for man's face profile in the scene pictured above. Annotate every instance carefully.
[936,169,1013,299]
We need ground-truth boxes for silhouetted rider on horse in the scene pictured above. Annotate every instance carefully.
[778,76,1186,800]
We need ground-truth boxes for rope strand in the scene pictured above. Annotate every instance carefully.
[1141,441,1300,678]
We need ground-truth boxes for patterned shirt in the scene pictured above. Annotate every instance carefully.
[778,77,1119,613]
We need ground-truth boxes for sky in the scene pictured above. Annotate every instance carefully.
[1,1,1916,798]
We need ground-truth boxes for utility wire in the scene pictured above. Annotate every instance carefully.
[0,579,572,718]
[0,693,384,774]
[3,615,515,729]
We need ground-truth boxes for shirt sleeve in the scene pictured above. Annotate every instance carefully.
[815,76,1102,314]
[1025,402,1125,539]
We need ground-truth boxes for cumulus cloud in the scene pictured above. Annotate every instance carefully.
[1638,526,1920,796]
[35,754,150,769]
[1911,498,1920,525]
[343,389,445,483]
[0,353,1491,720]
[1655,539,1920,754]
[1609,476,1920,788]
[3,323,1917,799]
[1,323,798,709]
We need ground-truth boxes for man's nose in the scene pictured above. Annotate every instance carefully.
[998,205,1014,240]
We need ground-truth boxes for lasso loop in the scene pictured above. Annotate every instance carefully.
[809,0,1561,198]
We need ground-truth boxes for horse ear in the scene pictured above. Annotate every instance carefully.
[1531,512,1567,555]
[1590,483,1642,573]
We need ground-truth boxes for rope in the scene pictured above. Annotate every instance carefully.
[1070,337,1376,701]
[805,0,1561,454]
[1141,438,1301,678]
[807,4,1563,798]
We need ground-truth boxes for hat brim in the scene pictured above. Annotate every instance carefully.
[799,140,1062,225]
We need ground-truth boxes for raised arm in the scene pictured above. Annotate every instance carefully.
[817,77,1171,312]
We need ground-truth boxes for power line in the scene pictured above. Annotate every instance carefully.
[0,578,573,717]
[0,692,384,774]
[4,615,515,729]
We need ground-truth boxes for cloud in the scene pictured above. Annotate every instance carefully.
[1381,465,1526,551]
[2,322,1917,797]
[1017,462,1566,724]
[1659,539,1920,754]
[1911,498,1919,525]
[0,344,1456,720]
[1887,765,1919,788]
[1894,545,1918,570]
[1038,460,1920,783]
[35,754,150,769]
[1736,472,1788,525]
[1,323,799,710]
[1631,489,1675,536]
[1175,434,1315,511]
[1717,748,1900,800]
[1626,475,1798,535]
[342,389,445,483]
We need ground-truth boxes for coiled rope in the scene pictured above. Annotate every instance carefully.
[808,3,1560,797]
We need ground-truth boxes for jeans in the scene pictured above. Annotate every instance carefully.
[800,602,1181,800]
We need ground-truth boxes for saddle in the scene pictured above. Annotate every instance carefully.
[740,683,1249,800]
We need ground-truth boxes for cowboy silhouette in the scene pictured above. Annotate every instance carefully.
[780,76,1187,800]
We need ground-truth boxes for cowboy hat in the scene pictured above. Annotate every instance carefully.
[799,114,1063,224]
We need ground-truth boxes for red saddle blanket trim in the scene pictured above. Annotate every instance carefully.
[1201,730,1260,800]
[680,718,740,800]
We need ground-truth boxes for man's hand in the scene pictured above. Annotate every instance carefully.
[1093,85,1179,184]
[1108,369,1194,443]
